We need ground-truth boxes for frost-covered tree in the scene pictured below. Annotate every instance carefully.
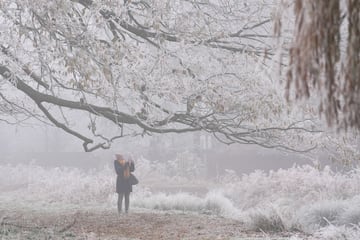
[285,0,360,130]
[0,0,320,152]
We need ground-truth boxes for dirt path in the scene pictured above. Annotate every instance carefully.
[0,209,309,240]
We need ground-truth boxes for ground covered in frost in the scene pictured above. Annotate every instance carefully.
[0,161,360,239]
[1,208,308,240]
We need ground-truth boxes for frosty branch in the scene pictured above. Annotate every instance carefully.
[0,0,321,152]
[0,64,320,152]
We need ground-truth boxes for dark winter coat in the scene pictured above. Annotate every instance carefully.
[114,160,135,193]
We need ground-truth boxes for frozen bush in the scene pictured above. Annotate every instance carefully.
[340,197,360,226]
[203,190,241,217]
[132,190,240,217]
[297,201,346,232]
[133,192,204,212]
[314,225,360,240]
[246,207,285,232]
[341,209,360,226]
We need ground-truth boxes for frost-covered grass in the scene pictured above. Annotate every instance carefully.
[221,166,360,233]
[0,162,360,238]
[313,225,360,240]
[0,164,114,209]
[132,190,241,218]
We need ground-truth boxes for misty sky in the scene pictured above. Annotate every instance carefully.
[0,122,326,175]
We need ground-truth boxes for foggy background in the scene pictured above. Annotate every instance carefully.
[0,123,334,177]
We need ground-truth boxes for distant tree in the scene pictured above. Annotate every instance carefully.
[285,0,360,130]
[0,0,320,152]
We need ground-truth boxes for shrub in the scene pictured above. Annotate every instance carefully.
[247,208,285,232]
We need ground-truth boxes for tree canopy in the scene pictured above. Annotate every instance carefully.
[0,0,320,152]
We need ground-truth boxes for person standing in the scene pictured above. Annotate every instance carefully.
[114,154,135,214]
